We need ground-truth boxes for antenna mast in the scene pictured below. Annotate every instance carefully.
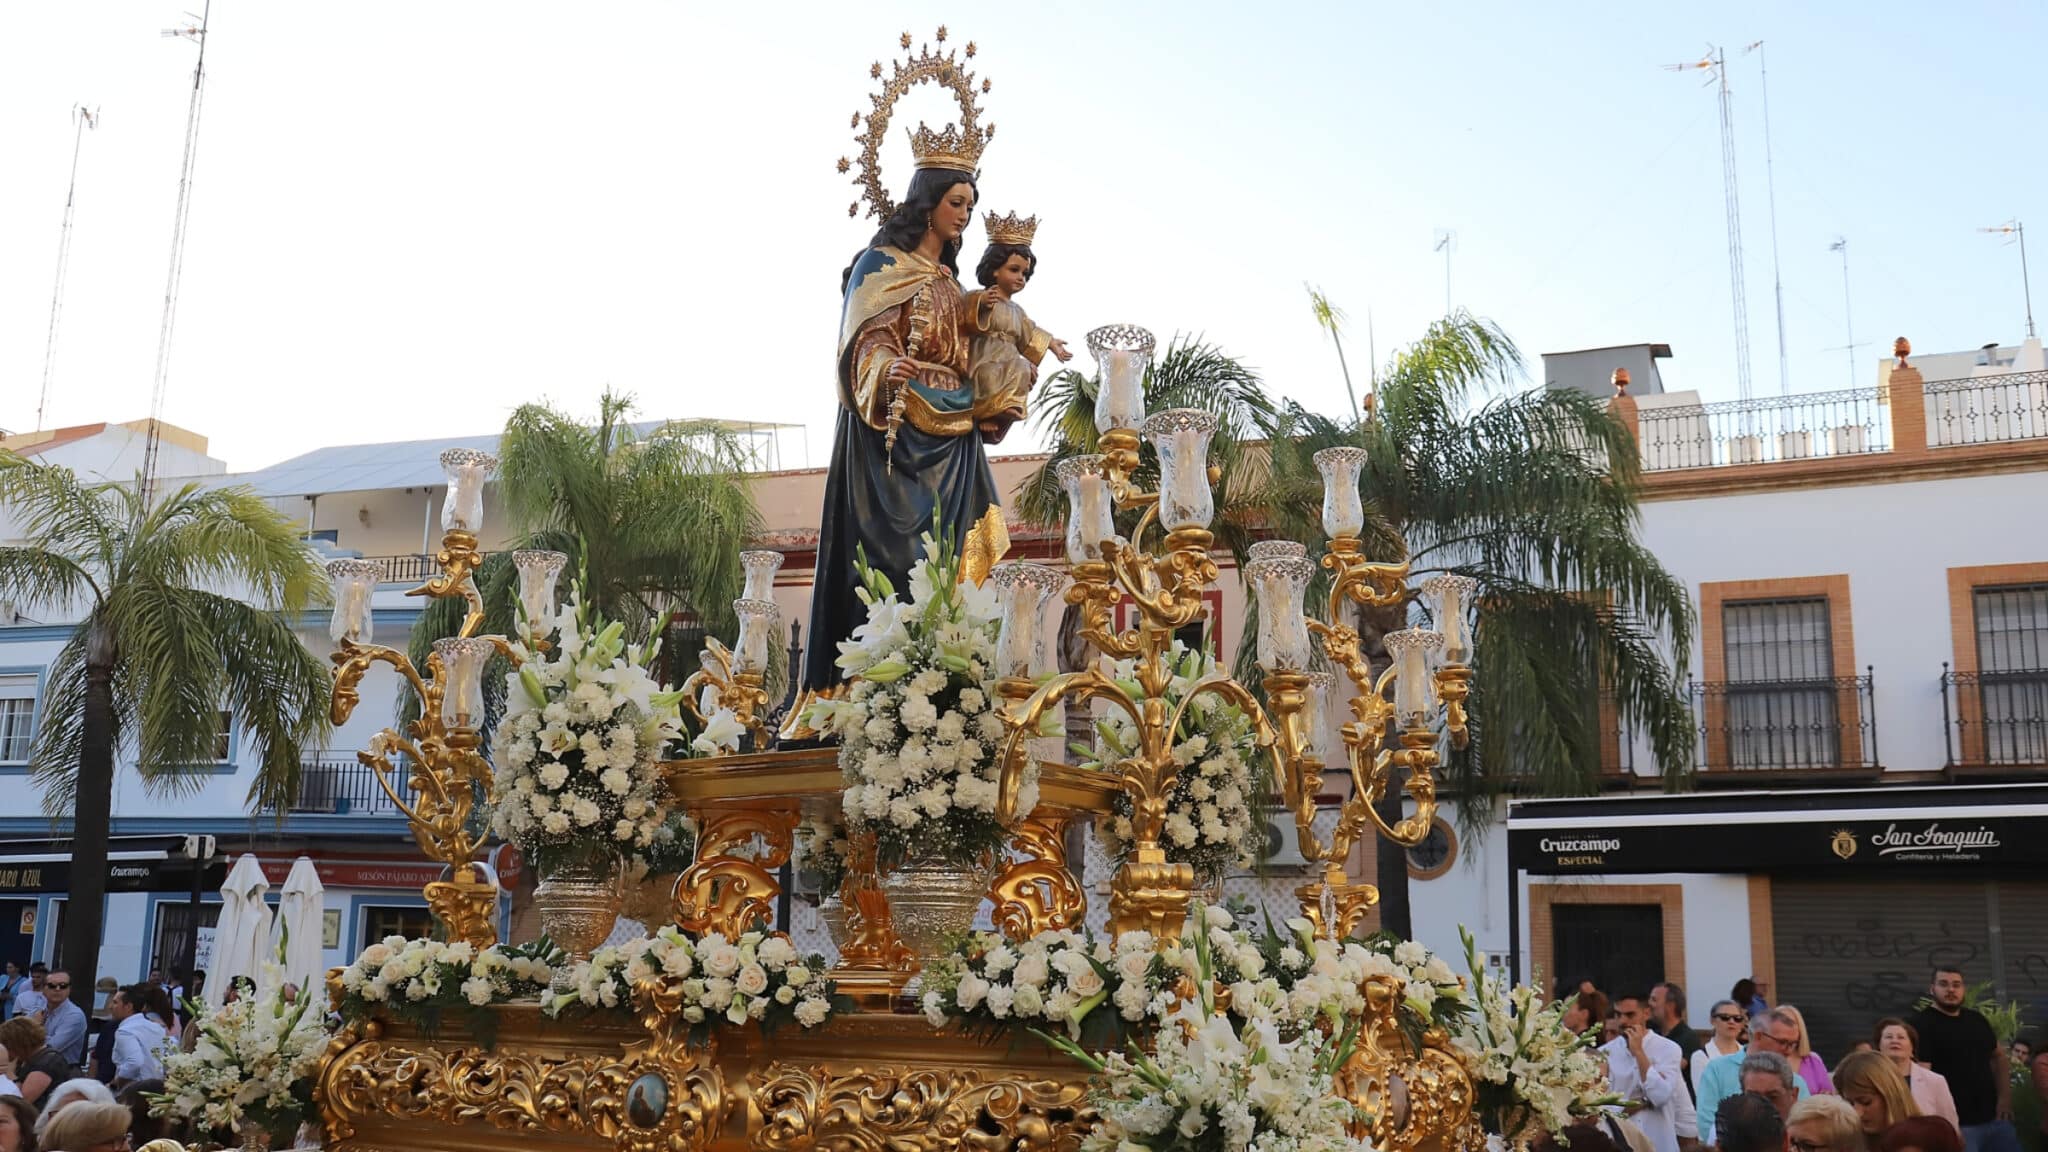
[1829,238,1856,388]
[1669,46,1754,400]
[37,105,99,434]
[1748,41,1789,394]
[141,1,212,501]
[1434,230,1455,317]
[1980,220,2037,340]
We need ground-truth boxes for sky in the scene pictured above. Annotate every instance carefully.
[3,1,2045,474]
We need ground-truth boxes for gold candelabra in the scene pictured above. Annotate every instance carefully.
[994,327,1477,941]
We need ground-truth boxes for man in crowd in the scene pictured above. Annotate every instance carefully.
[1741,1052,1805,1126]
[1913,966,2018,1152]
[39,969,87,1068]
[1717,1092,1791,1152]
[11,964,47,1018]
[107,984,166,1091]
[1699,1008,1812,1142]
[1606,992,1692,1152]
[1651,982,1704,1087]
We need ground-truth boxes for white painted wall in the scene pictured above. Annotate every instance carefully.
[1631,467,2048,775]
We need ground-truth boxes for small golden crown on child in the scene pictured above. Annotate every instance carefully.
[983,210,1038,247]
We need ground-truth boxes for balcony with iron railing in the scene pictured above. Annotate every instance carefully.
[348,553,500,584]
[1636,388,1891,472]
[1924,369,2048,447]
[1688,671,1880,783]
[1942,664,2048,778]
[274,753,419,816]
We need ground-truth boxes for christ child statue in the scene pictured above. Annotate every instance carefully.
[964,212,1070,443]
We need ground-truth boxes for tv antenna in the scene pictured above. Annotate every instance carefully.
[1746,41,1789,395]
[1826,238,1865,388]
[1433,229,1455,317]
[1979,220,2036,340]
[36,104,99,435]
[1667,46,1754,401]
[141,1,212,501]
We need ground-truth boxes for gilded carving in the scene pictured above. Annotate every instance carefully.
[1335,976,1477,1152]
[670,807,798,938]
[749,1063,1091,1152]
[987,811,1085,940]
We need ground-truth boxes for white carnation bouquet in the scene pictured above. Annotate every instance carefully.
[149,972,326,1143]
[808,531,1045,869]
[546,925,838,1040]
[920,927,1167,1043]
[1449,927,1618,1140]
[337,935,563,1044]
[490,583,741,874]
[1086,641,1263,885]
[1039,904,1370,1152]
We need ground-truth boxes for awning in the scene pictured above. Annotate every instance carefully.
[0,835,228,894]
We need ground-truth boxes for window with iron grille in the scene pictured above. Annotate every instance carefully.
[1723,597,1839,768]
[1974,583,2048,764]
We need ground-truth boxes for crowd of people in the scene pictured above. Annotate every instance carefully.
[0,963,204,1152]
[1552,966,2048,1152]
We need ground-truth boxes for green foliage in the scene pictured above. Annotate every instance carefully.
[0,452,334,815]
[1012,313,1696,848]
[405,391,765,735]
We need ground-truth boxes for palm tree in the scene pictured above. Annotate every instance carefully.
[1016,315,1693,938]
[1307,284,1362,419]
[406,392,767,727]
[0,453,333,999]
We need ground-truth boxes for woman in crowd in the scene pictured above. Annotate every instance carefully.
[1874,1116,1964,1152]
[0,1019,70,1109]
[31,1082,112,1148]
[36,1101,130,1152]
[1838,1052,1923,1139]
[1778,1005,1837,1094]
[1563,990,1612,1036]
[1874,1018,1960,1132]
[0,1095,37,1152]
[1694,999,1752,1100]
[1789,1096,1868,1152]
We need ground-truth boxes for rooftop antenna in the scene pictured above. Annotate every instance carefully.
[1433,229,1455,317]
[1825,238,1866,388]
[1668,45,1754,401]
[141,2,212,501]
[1746,41,1789,395]
[36,104,99,434]
[1979,220,2037,340]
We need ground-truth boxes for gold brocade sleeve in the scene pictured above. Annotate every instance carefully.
[848,302,911,432]
[1022,322,1054,368]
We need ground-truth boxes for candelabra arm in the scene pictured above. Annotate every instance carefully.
[402,530,488,635]
[994,667,1141,826]
[1342,726,1440,847]
[329,640,433,727]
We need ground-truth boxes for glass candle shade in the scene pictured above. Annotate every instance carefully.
[739,551,784,603]
[1143,408,1218,533]
[990,561,1068,679]
[433,637,495,730]
[512,550,568,635]
[1054,454,1119,564]
[1384,628,1446,729]
[438,448,499,534]
[1420,573,1478,663]
[1247,540,1308,564]
[731,598,781,676]
[1313,446,1368,539]
[1303,670,1337,762]
[1246,555,1317,672]
[1087,325,1155,435]
[325,559,381,643]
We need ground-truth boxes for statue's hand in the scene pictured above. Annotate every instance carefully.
[1050,338,1072,363]
[886,357,917,383]
[978,419,1011,445]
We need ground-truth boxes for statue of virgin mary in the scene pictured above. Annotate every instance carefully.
[789,161,1024,726]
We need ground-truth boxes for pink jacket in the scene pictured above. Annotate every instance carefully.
[1905,1065,1962,1132]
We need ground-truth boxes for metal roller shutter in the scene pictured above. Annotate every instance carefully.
[1771,878,1992,1063]
[1989,880,2048,1025]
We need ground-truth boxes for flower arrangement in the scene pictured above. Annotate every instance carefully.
[1038,904,1370,1152]
[920,927,1168,1042]
[792,815,851,899]
[490,584,741,874]
[1085,641,1262,884]
[1448,928,1617,1140]
[149,975,327,1143]
[546,925,838,1041]
[337,936,563,1044]
[809,532,1046,869]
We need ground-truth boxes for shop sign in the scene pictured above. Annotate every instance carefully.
[1512,813,2042,875]
[258,858,449,890]
[0,857,224,894]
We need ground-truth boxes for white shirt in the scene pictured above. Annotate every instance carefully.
[1603,1030,1689,1152]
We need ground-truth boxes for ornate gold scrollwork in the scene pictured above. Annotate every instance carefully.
[424,864,502,950]
[987,810,1085,940]
[749,1063,1092,1152]
[829,830,916,1001]
[1336,975,1477,1152]
[670,807,798,938]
